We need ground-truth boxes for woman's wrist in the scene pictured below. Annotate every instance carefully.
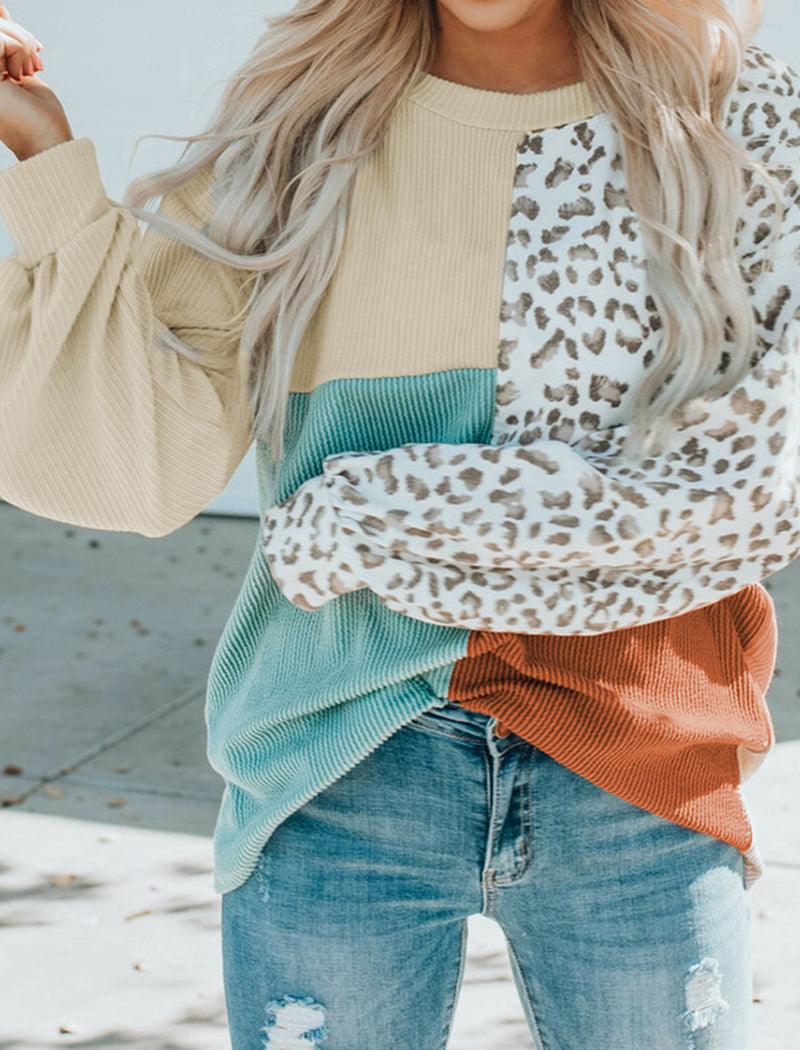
[15,131,73,162]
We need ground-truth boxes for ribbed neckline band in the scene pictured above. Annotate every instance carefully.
[401,69,602,132]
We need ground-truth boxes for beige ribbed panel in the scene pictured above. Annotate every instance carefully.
[289,109,519,391]
[0,138,255,538]
[290,74,601,392]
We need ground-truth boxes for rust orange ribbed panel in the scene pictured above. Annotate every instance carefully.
[449,583,777,853]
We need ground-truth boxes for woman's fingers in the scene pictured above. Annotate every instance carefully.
[0,9,43,84]
[0,43,32,83]
[0,0,43,84]
[0,46,21,83]
[0,50,19,84]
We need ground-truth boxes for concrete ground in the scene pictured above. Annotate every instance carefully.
[0,499,798,1050]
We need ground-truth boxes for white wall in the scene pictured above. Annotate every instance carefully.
[0,1,797,518]
[754,0,800,58]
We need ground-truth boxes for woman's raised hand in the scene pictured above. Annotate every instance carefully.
[0,2,73,161]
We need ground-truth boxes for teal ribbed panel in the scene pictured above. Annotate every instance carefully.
[206,367,495,893]
[271,367,497,501]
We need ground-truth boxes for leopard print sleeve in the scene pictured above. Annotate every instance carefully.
[263,299,800,634]
[261,49,800,635]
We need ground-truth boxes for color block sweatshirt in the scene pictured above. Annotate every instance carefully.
[0,44,797,893]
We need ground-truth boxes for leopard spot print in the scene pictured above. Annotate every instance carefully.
[262,46,800,634]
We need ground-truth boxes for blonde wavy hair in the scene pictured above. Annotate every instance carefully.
[122,0,781,463]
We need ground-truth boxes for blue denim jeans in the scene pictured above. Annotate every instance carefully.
[220,699,751,1049]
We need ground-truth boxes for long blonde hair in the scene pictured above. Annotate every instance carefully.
[122,0,781,463]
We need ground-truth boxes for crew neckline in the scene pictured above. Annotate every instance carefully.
[401,68,603,132]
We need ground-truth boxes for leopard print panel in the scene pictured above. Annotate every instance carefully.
[262,45,800,634]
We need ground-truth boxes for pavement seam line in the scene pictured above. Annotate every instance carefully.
[3,685,207,806]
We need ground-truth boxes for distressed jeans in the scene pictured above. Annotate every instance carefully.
[220,698,752,1049]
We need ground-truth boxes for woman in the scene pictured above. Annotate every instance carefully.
[0,0,797,1046]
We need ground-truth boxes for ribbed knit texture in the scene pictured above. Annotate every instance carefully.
[288,73,599,393]
[448,583,776,850]
[0,139,253,539]
[0,48,796,894]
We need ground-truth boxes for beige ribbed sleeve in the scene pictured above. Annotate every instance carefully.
[0,137,255,538]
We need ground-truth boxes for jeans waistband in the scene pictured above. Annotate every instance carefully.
[411,698,500,742]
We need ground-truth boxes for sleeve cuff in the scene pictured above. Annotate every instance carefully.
[262,474,366,610]
[0,137,111,267]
